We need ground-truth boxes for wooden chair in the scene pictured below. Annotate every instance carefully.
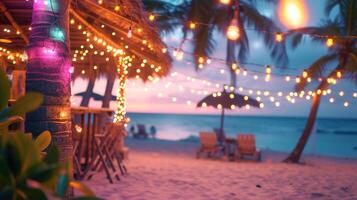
[236,134,261,161]
[84,123,128,183]
[196,132,224,159]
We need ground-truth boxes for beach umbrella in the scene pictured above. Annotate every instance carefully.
[197,89,261,132]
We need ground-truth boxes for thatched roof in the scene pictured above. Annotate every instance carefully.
[0,0,172,80]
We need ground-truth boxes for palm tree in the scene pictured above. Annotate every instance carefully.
[284,0,357,163]
[26,0,73,163]
[145,0,288,86]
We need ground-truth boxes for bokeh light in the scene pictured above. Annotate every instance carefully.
[278,0,308,28]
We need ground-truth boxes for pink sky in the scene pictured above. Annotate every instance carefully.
[71,1,357,118]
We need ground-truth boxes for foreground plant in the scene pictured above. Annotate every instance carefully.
[0,70,101,199]
[0,132,101,200]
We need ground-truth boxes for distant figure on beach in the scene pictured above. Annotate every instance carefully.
[129,125,135,136]
[150,126,157,139]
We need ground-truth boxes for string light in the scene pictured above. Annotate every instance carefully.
[189,21,196,29]
[226,10,240,40]
[149,14,155,21]
[275,32,283,42]
[220,0,231,4]
[326,38,334,47]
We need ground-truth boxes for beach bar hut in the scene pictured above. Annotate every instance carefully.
[0,0,171,162]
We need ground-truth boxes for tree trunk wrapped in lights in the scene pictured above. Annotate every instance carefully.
[113,56,130,124]
[25,0,73,163]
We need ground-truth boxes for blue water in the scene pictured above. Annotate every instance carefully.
[126,113,357,159]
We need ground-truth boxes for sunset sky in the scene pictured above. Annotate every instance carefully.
[72,0,357,118]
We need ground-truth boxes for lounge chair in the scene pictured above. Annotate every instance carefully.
[196,132,224,159]
[236,134,261,161]
[213,128,226,146]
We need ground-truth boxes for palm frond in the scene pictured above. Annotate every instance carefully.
[344,50,357,84]
[288,21,341,49]
[324,0,340,16]
[295,53,338,91]
[192,24,216,69]
[240,1,288,64]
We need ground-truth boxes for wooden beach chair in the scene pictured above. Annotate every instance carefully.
[196,132,224,159]
[236,134,261,161]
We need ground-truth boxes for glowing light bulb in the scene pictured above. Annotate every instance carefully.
[302,70,308,78]
[189,22,196,29]
[329,98,334,103]
[285,76,291,82]
[231,62,238,70]
[226,11,239,40]
[326,38,333,47]
[295,76,301,83]
[220,0,231,4]
[275,32,283,42]
[266,65,271,74]
[198,56,205,64]
[278,0,308,28]
[176,50,184,61]
[344,101,349,107]
[149,14,155,21]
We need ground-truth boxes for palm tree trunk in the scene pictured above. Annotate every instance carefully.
[284,94,321,163]
[284,65,344,163]
[26,0,73,164]
[226,39,236,87]
[102,75,115,108]
[80,77,95,107]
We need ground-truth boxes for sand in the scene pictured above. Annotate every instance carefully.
[79,139,357,200]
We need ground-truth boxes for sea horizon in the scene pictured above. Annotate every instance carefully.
[126,112,357,159]
[126,111,357,120]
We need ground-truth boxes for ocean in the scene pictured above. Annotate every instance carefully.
[126,113,357,159]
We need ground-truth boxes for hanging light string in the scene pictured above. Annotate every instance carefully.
[150,10,357,40]
[167,45,352,83]
[127,73,356,109]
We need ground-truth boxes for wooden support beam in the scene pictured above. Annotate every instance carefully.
[0,1,29,44]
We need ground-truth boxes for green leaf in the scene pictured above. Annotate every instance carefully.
[69,181,95,196]
[0,156,12,185]
[2,142,22,177]
[0,92,43,119]
[0,187,14,200]
[0,69,10,111]
[21,188,47,200]
[35,131,52,152]
[44,146,59,165]
[56,174,69,198]
[28,164,60,183]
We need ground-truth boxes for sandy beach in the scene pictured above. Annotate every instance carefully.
[80,139,357,200]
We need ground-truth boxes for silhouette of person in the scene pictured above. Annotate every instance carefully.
[150,126,157,139]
